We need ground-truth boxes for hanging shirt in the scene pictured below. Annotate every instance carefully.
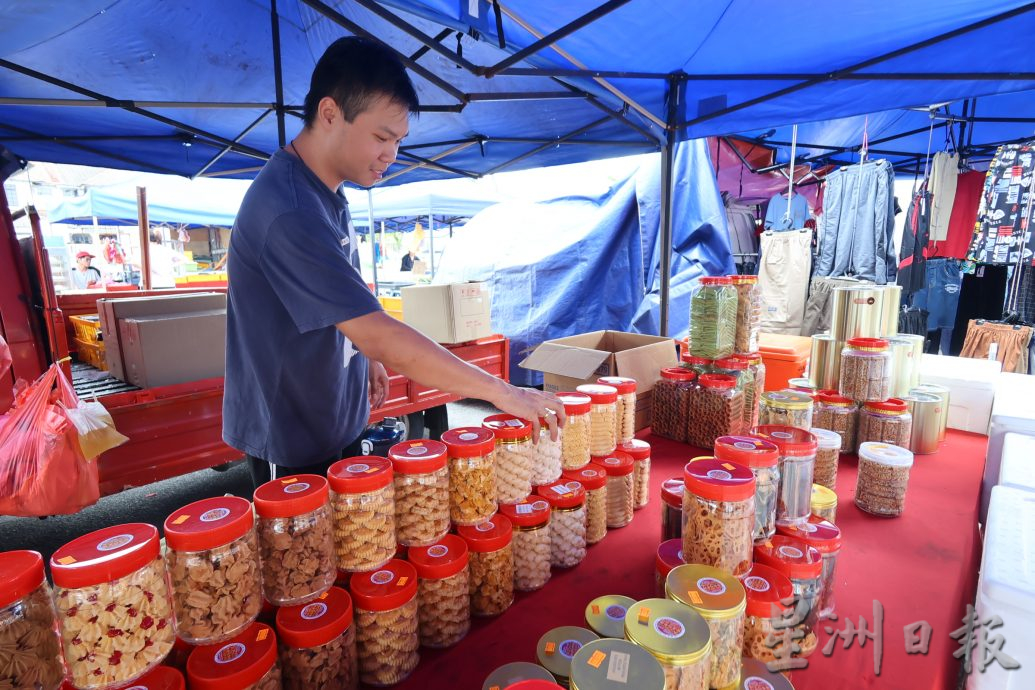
[967,142,1035,265]
[764,192,809,231]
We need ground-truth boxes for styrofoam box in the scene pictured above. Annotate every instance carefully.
[983,373,1035,519]
[999,433,1035,493]
[968,486,1035,689]
[917,354,1001,434]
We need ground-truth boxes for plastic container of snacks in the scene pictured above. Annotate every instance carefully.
[388,440,450,547]
[558,392,593,470]
[592,451,635,529]
[655,539,685,599]
[483,414,536,504]
[186,622,281,690]
[620,439,652,510]
[809,427,842,490]
[713,435,780,542]
[349,560,420,686]
[533,415,564,486]
[751,425,819,527]
[730,274,762,354]
[840,338,893,402]
[739,563,795,664]
[564,465,608,545]
[689,276,738,359]
[652,367,697,443]
[682,457,755,577]
[482,662,557,690]
[598,376,638,444]
[814,390,858,452]
[275,586,358,690]
[856,399,913,452]
[577,384,620,456]
[811,483,838,524]
[536,481,588,568]
[500,498,553,592]
[855,442,915,517]
[0,551,63,690]
[457,514,515,617]
[686,374,744,449]
[753,536,824,641]
[759,390,814,430]
[407,535,471,648]
[442,427,499,525]
[777,515,843,619]
[660,477,685,542]
[328,456,395,573]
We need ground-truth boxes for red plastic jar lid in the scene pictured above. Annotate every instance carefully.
[388,439,448,474]
[699,374,736,390]
[816,390,855,406]
[714,357,748,371]
[750,425,819,457]
[739,563,794,618]
[728,274,758,284]
[0,550,45,609]
[51,523,160,589]
[846,337,889,351]
[499,497,552,528]
[349,559,419,612]
[700,276,733,286]
[683,457,755,502]
[442,427,497,457]
[576,384,618,404]
[536,480,587,509]
[563,464,607,490]
[753,535,823,580]
[122,665,185,690]
[557,392,592,416]
[714,435,779,469]
[482,414,534,441]
[591,451,635,477]
[776,515,843,553]
[863,398,908,414]
[505,681,565,690]
[681,354,714,367]
[731,352,762,364]
[164,496,254,553]
[276,586,353,649]
[618,439,651,460]
[328,456,393,494]
[457,513,514,552]
[597,376,637,394]
[660,366,696,382]
[253,474,329,519]
[408,535,470,580]
[187,622,277,690]
[661,477,685,508]
[656,538,685,577]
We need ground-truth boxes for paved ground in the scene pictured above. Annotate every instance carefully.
[0,399,498,563]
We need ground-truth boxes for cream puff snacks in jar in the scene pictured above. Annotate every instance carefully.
[482,414,536,504]
[577,384,620,456]
[558,392,593,469]
[327,456,396,573]
[387,439,450,547]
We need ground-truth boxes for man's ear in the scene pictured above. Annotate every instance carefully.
[317,96,339,129]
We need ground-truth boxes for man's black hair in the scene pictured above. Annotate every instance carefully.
[303,36,420,126]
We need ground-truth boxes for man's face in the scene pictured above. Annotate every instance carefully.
[77,256,91,270]
[326,96,410,187]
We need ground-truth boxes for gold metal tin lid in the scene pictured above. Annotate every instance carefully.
[585,595,636,639]
[738,656,796,689]
[569,638,666,690]
[623,598,711,665]
[537,626,601,679]
[761,390,813,410]
[665,564,746,619]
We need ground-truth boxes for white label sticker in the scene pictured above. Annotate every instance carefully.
[96,534,133,552]
[370,570,395,585]
[606,650,631,683]
[744,576,770,593]
[516,504,534,515]
[283,482,310,494]
[653,617,685,639]
[406,447,427,456]
[551,485,571,495]
[505,419,523,427]
[214,642,246,664]
[300,602,328,620]
[200,508,231,523]
[346,463,370,473]
[734,441,756,450]
[458,432,479,441]
[772,431,793,439]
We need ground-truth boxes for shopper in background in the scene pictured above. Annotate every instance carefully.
[400,249,416,271]
[148,230,185,288]
[69,251,102,289]
[223,37,564,488]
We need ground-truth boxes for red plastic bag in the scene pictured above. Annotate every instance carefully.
[0,334,10,381]
[0,363,100,516]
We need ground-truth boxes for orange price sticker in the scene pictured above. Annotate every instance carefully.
[256,628,269,642]
[489,687,500,690]
[638,607,651,625]
[722,463,736,471]
[689,591,703,605]
[398,576,409,587]
[320,592,329,600]
[56,556,77,565]
[281,477,298,484]
[171,514,190,525]
[587,650,607,668]
[544,642,556,655]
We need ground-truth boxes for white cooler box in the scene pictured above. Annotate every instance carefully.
[999,433,1035,494]
[917,354,1001,434]
[983,373,1035,520]
[969,485,1035,689]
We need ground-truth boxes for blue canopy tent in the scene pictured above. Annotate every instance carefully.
[3,0,1035,333]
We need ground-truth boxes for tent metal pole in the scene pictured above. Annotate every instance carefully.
[367,189,379,295]
[465,92,587,101]
[350,0,480,72]
[381,141,478,183]
[0,97,292,108]
[428,203,435,280]
[271,0,287,148]
[0,122,182,175]
[393,151,480,179]
[658,75,681,338]
[499,67,674,80]
[483,115,613,175]
[194,109,273,178]
[410,29,453,62]
[402,138,480,151]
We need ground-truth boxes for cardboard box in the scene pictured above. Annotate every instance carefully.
[401,282,492,344]
[520,330,679,431]
[98,292,226,380]
[118,309,227,388]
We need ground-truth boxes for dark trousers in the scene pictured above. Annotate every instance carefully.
[247,435,365,490]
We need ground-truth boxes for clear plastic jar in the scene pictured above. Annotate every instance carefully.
[681,354,715,377]
[856,442,915,517]
[186,622,282,690]
[594,451,635,529]
[577,384,619,456]
[349,560,420,686]
[682,457,756,577]
[408,535,471,648]
[687,374,745,449]
[713,435,780,542]
[623,598,712,690]
[734,352,766,430]
[328,457,395,573]
[254,475,336,607]
[164,496,262,645]
[482,662,557,689]
[660,477,685,542]
[499,499,552,592]
[388,440,450,547]
[811,483,838,524]
[690,276,738,359]
[759,390,814,430]
[458,514,515,617]
[809,428,842,491]
[752,425,819,528]
[533,416,564,486]
[536,481,588,568]
[730,274,761,354]
[753,536,824,639]
[856,399,913,452]
[482,415,535,504]
[564,465,608,544]
[441,427,498,525]
[788,377,817,394]
[655,539,685,598]
[599,376,638,444]
[715,356,756,429]
[585,595,636,639]
[536,626,600,687]
[739,563,794,664]
[814,390,858,452]
[840,337,893,402]
[620,439,652,510]
[275,586,358,690]
[712,356,747,391]
[666,564,747,689]
[51,524,175,689]
[0,551,63,690]
[777,516,843,620]
[652,367,697,443]
[558,392,593,470]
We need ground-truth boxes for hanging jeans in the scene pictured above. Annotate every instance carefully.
[911,258,963,354]
[759,229,813,335]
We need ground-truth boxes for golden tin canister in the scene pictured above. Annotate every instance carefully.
[537,626,601,687]
[585,595,636,639]
[878,284,902,337]
[903,392,942,455]
[569,638,666,690]
[808,334,842,391]
[624,598,711,690]
[911,383,950,442]
[831,286,884,342]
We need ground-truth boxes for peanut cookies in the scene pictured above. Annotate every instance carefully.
[328,458,396,573]
[577,384,619,456]
[482,415,536,504]
[0,558,63,690]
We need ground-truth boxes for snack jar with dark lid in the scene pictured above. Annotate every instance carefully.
[253,475,336,607]
[655,539,685,598]
[328,456,396,573]
[482,662,557,690]
[714,435,781,542]
[687,374,746,450]
[777,515,843,619]
[738,562,795,665]
[577,384,619,456]
[442,427,499,526]
[660,477,685,543]
[584,595,636,639]
[387,439,450,547]
[0,550,63,690]
[51,524,175,689]
[623,598,712,688]
[536,481,588,569]
[569,638,666,690]
[592,451,635,530]
[753,536,823,639]
[275,586,357,689]
[682,457,755,577]
[458,513,516,617]
[187,621,280,690]
[598,376,638,445]
[349,560,420,686]
[163,495,262,645]
[408,535,471,648]
[564,464,608,545]
[652,368,697,444]
[483,414,536,505]
[750,426,819,528]
[557,392,593,470]
[536,626,600,686]
[619,438,652,510]
[500,498,553,592]
[665,564,747,689]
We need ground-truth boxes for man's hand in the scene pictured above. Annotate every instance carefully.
[368,360,389,409]
[490,383,566,442]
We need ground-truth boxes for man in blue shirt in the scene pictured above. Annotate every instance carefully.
[224,37,564,486]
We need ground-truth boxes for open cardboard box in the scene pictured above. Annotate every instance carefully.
[520,330,679,431]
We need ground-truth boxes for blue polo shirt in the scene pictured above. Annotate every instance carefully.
[223,150,382,466]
